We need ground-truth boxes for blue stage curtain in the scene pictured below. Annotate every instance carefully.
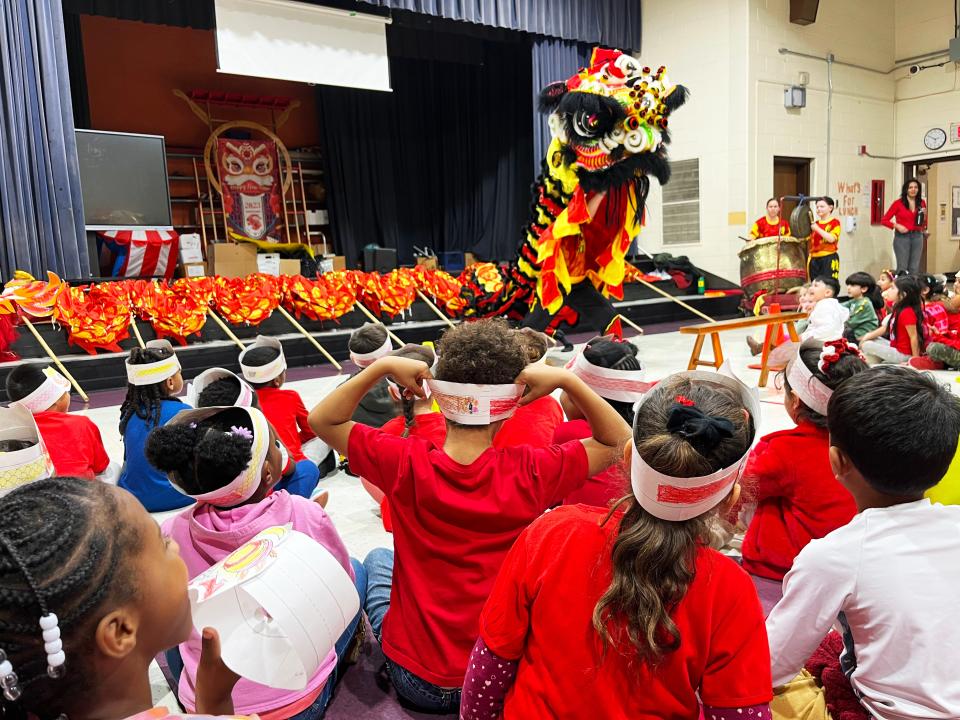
[531,37,592,174]
[358,0,641,51]
[0,0,88,279]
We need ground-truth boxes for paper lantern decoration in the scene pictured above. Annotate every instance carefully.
[188,525,359,690]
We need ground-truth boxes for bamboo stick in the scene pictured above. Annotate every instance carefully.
[130,319,146,349]
[298,162,312,244]
[276,306,342,372]
[206,311,245,349]
[615,314,645,337]
[22,317,88,403]
[633,277,715,323]
[191,158,208,246]
[416,290,456,328]
[353,301,403,346]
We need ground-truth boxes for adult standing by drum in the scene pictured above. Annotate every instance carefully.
[881,177,927,275]
[749,197,790,239]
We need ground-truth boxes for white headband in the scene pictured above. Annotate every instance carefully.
[386,353,439,399]
[187,368,256,408]
[630,365,761,522]
[166,406,272,507]
[566,350,654,402]
[14,367,71,413]
[0,405,55,497]
[786,355,832,416]
[350,330,393,368]
[240,336,287,384]
[426,379,525,425]
[127,340,181,386]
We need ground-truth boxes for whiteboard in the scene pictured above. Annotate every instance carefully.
[214,0,392,91]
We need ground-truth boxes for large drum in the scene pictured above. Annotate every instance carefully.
[738,236,808,303]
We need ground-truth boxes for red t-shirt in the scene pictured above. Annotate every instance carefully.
[493,396,564,449]
[480,505,772,719]
[34,411,110,480]
[808,217,841,257]
[347,423,589,687]
[553,419,627,506]
[749,216,790,239]
[741,422,857,581]
[889,306,920,355]
[255,387,315,462]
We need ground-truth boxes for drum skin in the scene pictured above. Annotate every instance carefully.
[739,236,808,301]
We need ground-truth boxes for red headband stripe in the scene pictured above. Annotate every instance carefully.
[657,475,734,505]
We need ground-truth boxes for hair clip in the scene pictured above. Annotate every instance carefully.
[818,340,865,374]
[189,422,198,429]
[40,614,65,679]
[674,395,695,407]
[0,648,21,701]
[229,426,254,441]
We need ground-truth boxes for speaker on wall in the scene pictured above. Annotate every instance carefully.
[789,0,819,25]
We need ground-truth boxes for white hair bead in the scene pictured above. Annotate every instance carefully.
[44,639,63,655]
[47,651,65,668]
[42,627,60,643]
[39,614,58,631]
[0,660,11,677]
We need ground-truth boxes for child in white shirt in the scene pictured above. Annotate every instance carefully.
[766,366,960,720]
[800,276,849,342]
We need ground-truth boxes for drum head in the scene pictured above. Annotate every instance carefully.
[790,205,813,238]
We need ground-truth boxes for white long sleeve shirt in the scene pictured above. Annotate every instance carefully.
[801,297,850,342]
[766,499,960,720]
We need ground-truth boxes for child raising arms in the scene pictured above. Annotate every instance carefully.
[461,370,772,719]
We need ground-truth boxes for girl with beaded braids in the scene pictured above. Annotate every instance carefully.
[0,477,245,720]
[117,341,192,512]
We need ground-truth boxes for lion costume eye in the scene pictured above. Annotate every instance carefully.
[224,156,244,175]
[571,109,615,140]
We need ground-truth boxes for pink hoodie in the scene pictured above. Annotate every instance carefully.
[162,491,354,716]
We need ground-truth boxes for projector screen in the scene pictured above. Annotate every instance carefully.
[75,130,172,230]
[214,0,392,91]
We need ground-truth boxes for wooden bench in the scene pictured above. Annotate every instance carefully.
[678,312,807,387]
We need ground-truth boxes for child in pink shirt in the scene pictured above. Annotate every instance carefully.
[147,405,362,720]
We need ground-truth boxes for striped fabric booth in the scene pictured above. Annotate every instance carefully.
[97,230,180,279]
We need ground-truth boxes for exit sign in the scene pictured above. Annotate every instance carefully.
[951,123,960,143]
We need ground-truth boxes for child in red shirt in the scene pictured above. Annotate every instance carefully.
[494,328,563,449]
[239,336,320,499]
[5,364,112,480]
[740,340,865,580]
[461,368,772,720]
[861,275,925,364]
[554,335,653,506]
[309,318,630,714]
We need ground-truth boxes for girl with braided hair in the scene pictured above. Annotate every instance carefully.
[117,341,191,512]
[0,477,243,720]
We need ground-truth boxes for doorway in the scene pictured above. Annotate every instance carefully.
[904,156,960,274]
[773,156,812,222]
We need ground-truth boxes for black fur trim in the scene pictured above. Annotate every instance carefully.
[538,81,568,111]
[663,85,690,113]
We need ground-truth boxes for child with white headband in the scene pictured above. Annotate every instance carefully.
[5,364,112,481]
[461,369,773,719]
[0,404,54,497]
[345,323,399,430]
[146,405,363,720]
[309,318,629,713]
[117,340,192,512]
[740,339,866,582]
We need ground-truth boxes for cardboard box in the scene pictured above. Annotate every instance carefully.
[465,252,478,267]
[279,259,301,276]
[257,253,281,276]
[182,263,206,278]
[415,256,438,270]
[179,234,204,264]
[209,242,258,279]
[332,255,346,271]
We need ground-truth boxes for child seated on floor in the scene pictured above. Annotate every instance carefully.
[554,334,653,507]
[841,272,880,343]
[0,403,54,496]
[117,340,192,512]
[309,318,630,714]
[860,274,924,364]
[461,368,772,719]
[5,364,113,481]
[146,405,363,720]
[239,336,321,499]
[739,340,865,581]
[766,367,960,720]
[0,477,251,720]
[347,323,398,428]
[801,276,848,342]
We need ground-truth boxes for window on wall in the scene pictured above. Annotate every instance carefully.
[662,159,700,245]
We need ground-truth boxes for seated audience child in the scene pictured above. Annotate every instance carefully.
[926,274,960,369]
[309,318,630,713]
[860,275,924,364]
[749,284,813,355]
[739,340,865,581]
[146,405,362,719]
[461,369,772,719]
[239,336,321,499]
[766,367,960,719]
[118,341,192,512]
[5,364,112,481]
[0,404,54,496]
[554,335,653,506]
[801,276,849,342]
[841,272,880,342]
[347,323,398,429]
[0,478,249,720]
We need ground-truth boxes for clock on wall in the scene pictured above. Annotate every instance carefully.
[924,127,947,150]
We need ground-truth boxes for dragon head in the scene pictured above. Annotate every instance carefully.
[540,48,688,192]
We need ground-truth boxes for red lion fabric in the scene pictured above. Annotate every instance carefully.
[217,138,282,242]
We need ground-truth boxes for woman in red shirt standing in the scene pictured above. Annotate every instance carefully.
[462,370,773,720]
[881,177,927,275]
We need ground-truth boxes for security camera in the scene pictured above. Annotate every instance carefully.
[908,64,921,75]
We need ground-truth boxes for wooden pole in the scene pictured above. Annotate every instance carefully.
[353,301,403,346]
[632,277,715,323]
[22,317,88,403]
[297,162,312,244]
[191,158,208,246]
[276,306,342,372]
[616,314,645,337]
[129,319,146,349]
[206,311,245,349]
[416,290,456,328]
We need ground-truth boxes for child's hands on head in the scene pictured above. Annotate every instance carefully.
[515,364,569,406]
[380,356,432,399]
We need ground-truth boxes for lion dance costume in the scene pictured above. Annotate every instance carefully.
[462,48,688,335]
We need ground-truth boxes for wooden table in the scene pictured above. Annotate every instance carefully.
[678,312,807,387]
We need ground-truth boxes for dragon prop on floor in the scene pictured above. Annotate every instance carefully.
[461,47,688,335]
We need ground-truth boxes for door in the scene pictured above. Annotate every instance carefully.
[773,157,812,225]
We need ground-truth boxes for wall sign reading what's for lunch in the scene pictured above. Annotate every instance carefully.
[924,127,947,151]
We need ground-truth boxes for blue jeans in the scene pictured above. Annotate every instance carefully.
[363,548,462,714]
[166,558,366,720]
[275,459,320,499]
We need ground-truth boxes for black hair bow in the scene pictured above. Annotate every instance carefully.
[666,403,735,455]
